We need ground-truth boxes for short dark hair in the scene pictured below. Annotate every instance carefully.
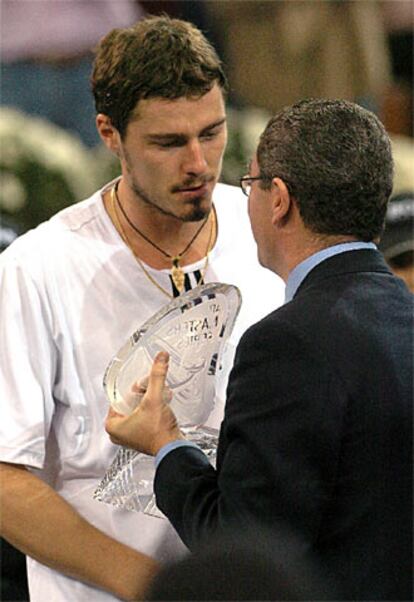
[91,15,227,138]
[257,99,394,241]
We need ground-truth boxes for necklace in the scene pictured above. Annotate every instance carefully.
[110,185,216,298]
[113,182,208,293]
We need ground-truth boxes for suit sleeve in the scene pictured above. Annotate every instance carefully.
[154,314,346,550]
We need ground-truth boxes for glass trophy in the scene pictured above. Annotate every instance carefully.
[94,283,241,517]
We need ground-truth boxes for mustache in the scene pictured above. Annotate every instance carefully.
[172,175,215,192]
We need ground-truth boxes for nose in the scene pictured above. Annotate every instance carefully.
[182,139,208,175]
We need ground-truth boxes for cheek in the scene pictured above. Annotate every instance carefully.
[127,152,172,185]
[247,195,254,227]
[207,134,227,165]
[248,199,274,259]
[248,202,262,246]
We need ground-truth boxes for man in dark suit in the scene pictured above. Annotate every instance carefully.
[106,99,413,601]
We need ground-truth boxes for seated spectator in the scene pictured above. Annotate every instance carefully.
[378,192,414,292]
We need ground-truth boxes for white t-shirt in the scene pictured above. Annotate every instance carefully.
[0,181,284,601]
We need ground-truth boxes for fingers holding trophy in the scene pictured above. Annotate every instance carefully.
[105,352,183,456]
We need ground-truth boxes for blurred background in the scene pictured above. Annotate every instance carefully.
[0,1,413,598]
[0,0,412,243]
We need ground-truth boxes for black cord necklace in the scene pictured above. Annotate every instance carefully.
[113,182,209,292]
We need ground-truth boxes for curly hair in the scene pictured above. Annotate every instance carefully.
[91,15,227,138]
[257,99,394,241]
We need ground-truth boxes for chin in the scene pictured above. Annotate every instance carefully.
[257,249,271,270]
[183,200,212,222]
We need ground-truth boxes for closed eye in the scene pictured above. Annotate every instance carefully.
[146,118,226,148]
[146,134,187,148]
[200,129,220,141]
[155,139,184,148]
[200,119,226,141]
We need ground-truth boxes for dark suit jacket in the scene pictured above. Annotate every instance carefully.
[155,250,413,601]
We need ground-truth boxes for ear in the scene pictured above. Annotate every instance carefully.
[270,177,292,226]
[96,114,121,156]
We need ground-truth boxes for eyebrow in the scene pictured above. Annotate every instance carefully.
[145,117,227,143]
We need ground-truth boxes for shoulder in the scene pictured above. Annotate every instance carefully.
[0,186,107,268]
[49,187,105,231]
[0,186,113,298]
[236,303,306,362]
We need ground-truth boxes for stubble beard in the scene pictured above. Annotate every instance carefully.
[130,176,212,223]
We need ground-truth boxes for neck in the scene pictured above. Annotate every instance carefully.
[274,232,360,283]
[104,179,217,270]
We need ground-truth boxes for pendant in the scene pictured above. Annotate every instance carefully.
[171,257,185,293]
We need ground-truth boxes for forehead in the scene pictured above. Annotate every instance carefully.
[128,84,226,136]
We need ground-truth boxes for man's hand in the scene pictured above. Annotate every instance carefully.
[105,351,185,456]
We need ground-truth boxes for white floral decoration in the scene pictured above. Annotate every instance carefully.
[0,107,99,210]
[0,171,27,213]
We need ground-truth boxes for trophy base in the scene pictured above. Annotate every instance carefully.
[93,426,218,518]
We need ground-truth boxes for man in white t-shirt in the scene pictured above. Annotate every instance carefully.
[0,15,284,602]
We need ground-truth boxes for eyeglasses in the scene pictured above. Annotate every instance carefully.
[239,175,268,197]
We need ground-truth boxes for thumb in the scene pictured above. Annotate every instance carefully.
[144,351,170,405]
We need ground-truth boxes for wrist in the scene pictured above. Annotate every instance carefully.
[107,548,159,600]
[152,431,186,456]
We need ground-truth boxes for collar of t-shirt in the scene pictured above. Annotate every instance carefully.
[284,241,377,303]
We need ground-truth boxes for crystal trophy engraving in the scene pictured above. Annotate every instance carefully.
[94,283,241,517]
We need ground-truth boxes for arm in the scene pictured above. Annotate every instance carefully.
[157,321,343,547]
[0,462,159,600]
[107,323,344,550]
